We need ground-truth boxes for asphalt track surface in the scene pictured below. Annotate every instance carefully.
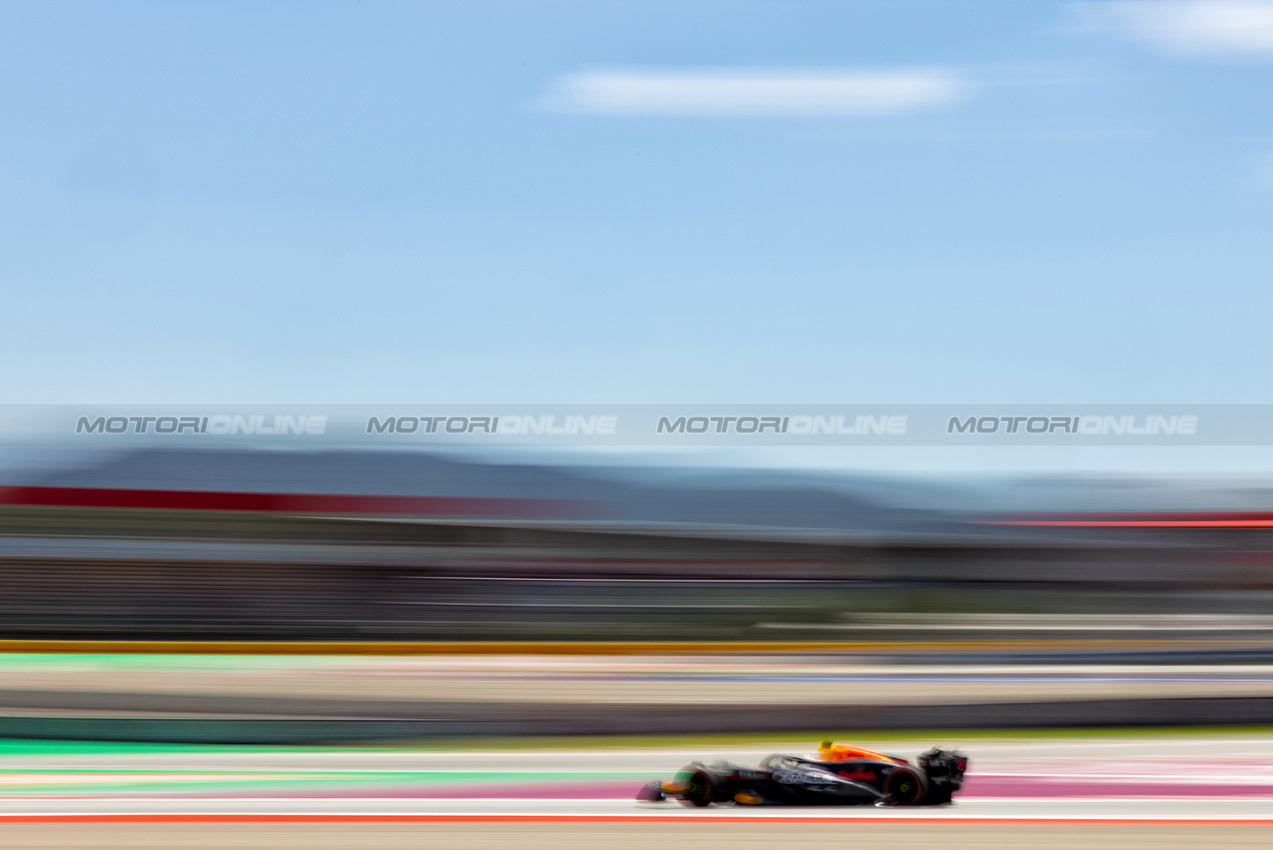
[2,736,1271,847]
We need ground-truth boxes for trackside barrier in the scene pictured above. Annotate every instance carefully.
[0,639,1266,655]
[2,697,1272,743]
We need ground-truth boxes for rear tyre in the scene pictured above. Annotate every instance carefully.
[882,767,927,806]
[680,768,717,807]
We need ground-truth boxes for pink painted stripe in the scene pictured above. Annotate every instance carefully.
[161,777,1273,801]
[207,781,639,800]
[962,775,1273,798]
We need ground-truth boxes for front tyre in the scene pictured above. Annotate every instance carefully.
[680,768,717,807]
[882,767,927,806]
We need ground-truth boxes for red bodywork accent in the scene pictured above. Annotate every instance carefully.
[817,744,906,765]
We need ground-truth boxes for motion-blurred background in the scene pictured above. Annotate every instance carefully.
[3,1,1273,846]
[2,440,1273,741]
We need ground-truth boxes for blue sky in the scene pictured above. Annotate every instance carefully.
[2,1,1272,406]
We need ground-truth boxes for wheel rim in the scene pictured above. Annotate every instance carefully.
[682,770,712,805]
[887,770,922,805]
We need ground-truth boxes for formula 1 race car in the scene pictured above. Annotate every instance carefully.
[637,740,968,807]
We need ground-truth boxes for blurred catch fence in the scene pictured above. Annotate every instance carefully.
[3,504,1273,647]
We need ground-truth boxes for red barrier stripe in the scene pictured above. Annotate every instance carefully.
[0,814,1270,824]
[0,486,578,518]
[972,511,1273,528]
[977,520,1273,528]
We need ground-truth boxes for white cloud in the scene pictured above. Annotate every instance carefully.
[533,67,972,116]
[1075,1,1273,56]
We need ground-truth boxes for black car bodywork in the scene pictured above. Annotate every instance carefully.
[637,743,968,807]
